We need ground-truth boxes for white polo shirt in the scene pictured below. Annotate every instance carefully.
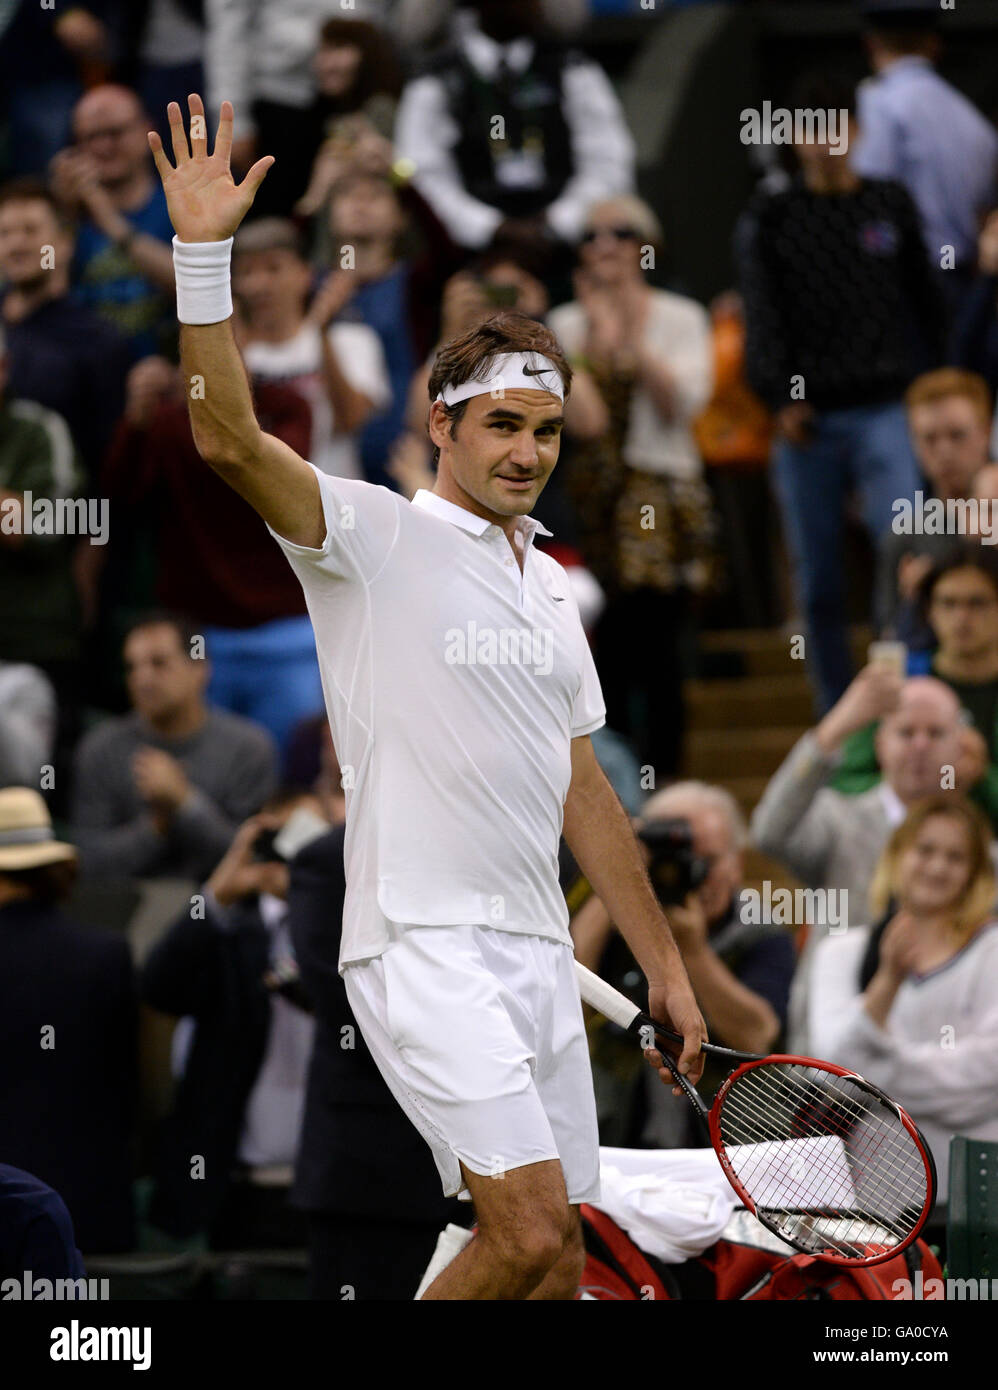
[266,464,606,970]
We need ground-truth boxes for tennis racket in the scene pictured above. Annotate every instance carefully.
[575,960,936,1267]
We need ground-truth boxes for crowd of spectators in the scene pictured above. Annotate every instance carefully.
[3,0,998,1291]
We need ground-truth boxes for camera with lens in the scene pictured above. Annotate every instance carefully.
[637,817,710,907]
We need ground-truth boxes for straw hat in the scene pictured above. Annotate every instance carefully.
[0,787,78,871]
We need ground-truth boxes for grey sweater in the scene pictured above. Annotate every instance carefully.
[70,708,278,880]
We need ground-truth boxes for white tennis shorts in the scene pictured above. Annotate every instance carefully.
[343,921,601,1205]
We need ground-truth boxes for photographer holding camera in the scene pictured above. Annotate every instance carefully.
[571,781,794,1147]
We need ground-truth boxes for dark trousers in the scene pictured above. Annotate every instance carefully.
[306,1212,452,1301]
[592,586,688,781]
[209,1179,309,1251]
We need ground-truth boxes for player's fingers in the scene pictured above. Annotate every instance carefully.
[188,92,208,159]
[214,100,234,164]
[238,155,275,204]
[167,102,190,165]
[148,131,173,181]
[678,1029,706,1084]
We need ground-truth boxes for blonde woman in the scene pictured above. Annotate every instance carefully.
[806,795,998,1200]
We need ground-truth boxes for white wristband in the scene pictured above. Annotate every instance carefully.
[172,236,234,325]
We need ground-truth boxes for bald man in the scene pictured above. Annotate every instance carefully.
[751,667,991,1047]
[49,84,176,356]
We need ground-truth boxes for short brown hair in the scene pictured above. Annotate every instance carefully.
[427,311,572,465]
[0,176,74,233]
[905,368,993,427]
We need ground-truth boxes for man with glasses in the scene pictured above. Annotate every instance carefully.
[50,84,176,358]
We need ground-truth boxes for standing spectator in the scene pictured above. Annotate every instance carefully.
[70,613,278,880]
[0,178,133,487]
[204,3,395,218]
[0,787,137,1254]
[549,196,716,781]
[234,217,391,482]
[292,17,402,221]
[316,170,459,490]
[142,795,322,1248]
[738,73,945,714]
[49,85,177,358]
[807,794,998,1201]
[875,369,993,648]
[101,356,323,754]
[394,0,635,251]
[855,0,998,316]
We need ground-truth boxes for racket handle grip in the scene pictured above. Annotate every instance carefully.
[574,960,642,1031]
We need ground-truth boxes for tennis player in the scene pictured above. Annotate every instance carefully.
[151,95,707,1300]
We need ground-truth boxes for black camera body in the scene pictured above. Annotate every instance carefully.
[637,816,710,907]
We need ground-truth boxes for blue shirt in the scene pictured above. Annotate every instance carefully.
[854,56,998,265]
[71,180,177,359]
[343,265,414,491]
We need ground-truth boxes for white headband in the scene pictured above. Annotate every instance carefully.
[435,351,564,407]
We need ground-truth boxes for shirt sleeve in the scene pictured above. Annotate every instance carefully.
[328,322,393,413]
[571,634,606,737]
[265,461,403,585]
[852,81,902,181]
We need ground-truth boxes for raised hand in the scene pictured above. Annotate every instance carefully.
[148,94,273,244]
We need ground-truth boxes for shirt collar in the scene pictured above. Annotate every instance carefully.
[878,55,932,81]
[878,781,908,828]
[455,10,535,79]
[411,488,553,545]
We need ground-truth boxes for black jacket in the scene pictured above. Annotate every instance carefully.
[288,826,462,1226]
[0,899,136,1253]
[140,894,273,1238]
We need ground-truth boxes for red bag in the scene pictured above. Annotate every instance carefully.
[578,1203,944,1301]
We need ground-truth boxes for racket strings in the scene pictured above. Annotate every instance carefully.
[716,1062,928,1259]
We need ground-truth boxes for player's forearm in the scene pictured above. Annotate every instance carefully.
[679,943,780,1053]
[563,770,682,984]
[180,320,263,468]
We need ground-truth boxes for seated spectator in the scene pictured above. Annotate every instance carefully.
[142,791,327,1248]
[293,17,403,219]
[0,318,86,792]
[315,169,460,489]
[573,782,794,1147]
[70,612,278,880]
[737,71,944,715]
[49,84,177,359]
[0,177,133,487]
[204,5,399,218]
[875,369,993,651]
[952,208,998,399]
[101,355,322,754]
[0,787,136,1253]
[0,661,56,789]
[751,668,980,1047]
[549,195,717,781]
[807,794,998,1203]
[394,0,635,251]
[834,546,998,827]
[233,217,391,482]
